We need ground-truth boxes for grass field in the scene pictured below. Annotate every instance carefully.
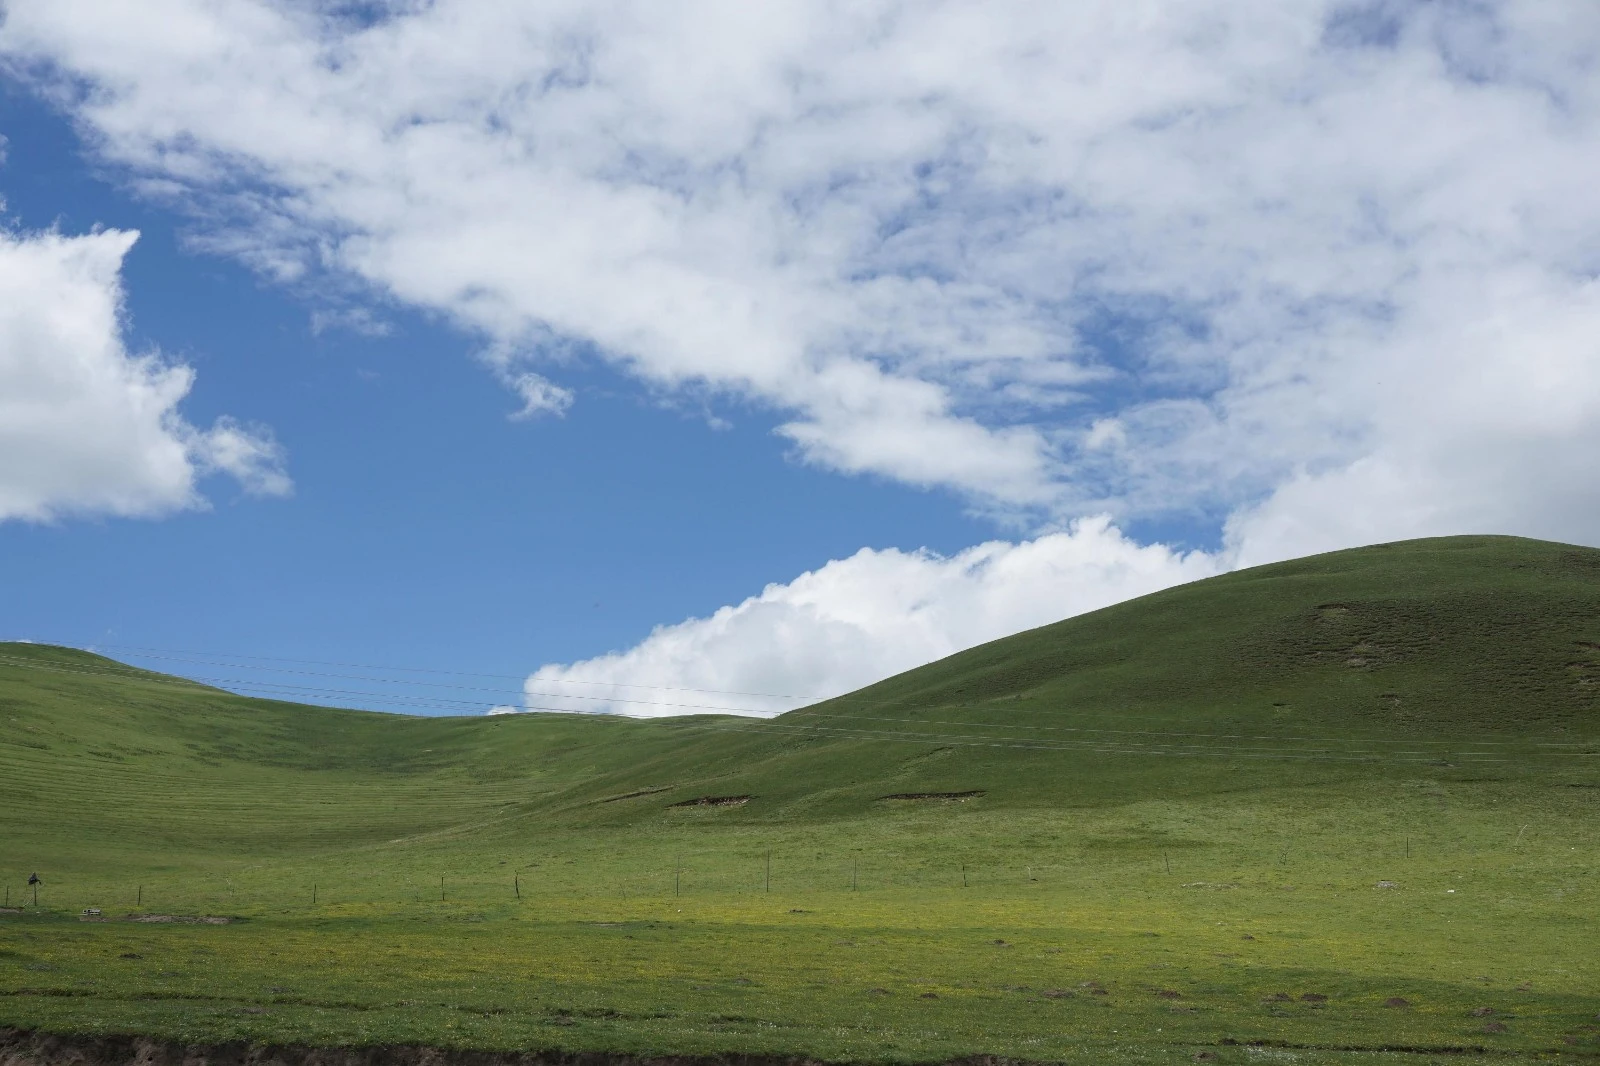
[2,535,1598,1064]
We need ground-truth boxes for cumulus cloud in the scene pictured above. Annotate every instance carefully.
[7,1,1600,699]
[526,517,1221,717]
[5,0,1597,529]
[0,225,290,522]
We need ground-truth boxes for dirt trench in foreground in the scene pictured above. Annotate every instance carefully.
[1,1028,1044,1066]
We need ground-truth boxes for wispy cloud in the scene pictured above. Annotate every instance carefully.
[4,1,1600,685]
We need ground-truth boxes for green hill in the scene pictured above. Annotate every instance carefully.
[1,535,1597,1065]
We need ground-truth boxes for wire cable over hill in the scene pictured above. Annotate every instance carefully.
[2,649,1594,767]
[11,639,1594,747]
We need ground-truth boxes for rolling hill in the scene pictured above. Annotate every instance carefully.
[1,535,1597,1064]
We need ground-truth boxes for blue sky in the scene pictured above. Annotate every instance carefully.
[2,1,1598,715]
[0,82,1002,709]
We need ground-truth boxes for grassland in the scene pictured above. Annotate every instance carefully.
[2,535,1598,1065]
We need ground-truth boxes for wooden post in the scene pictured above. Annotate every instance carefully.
[765,851,771,893]
[961,865,968,888]
[515,874,520,899]
[441,875,446,902]
[312,883,317,905]
[674,855,681,897]
[1405,836,1410,859]
[136,885,141,907]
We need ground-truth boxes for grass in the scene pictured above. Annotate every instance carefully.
[2,534,1598,1064]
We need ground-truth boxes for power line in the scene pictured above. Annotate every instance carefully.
[25,639,825,702]
[4,650,1594,751]
[0,652,779,718]
[785,709,1558,748]
[15,639,1574,741]
[0,650,783,715]
[0,652,1488,764]
[2,652,1594,763]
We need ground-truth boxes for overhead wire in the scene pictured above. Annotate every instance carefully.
[23,639,824,701]
[4,648,1595,755]
[0,649,1551,746]
[1,650,1594,765]
[9,638,1587,743]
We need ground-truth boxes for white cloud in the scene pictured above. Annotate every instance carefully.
[5,0,1596,527]
[502,372,575,421]
[527,517,1221,717]
[7,1,1600,697]
[1224,265,1600,567]
[0,225,290,522]
[191,415,292,498]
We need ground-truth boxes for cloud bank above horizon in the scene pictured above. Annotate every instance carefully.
[527,517,1222,717]
[4,1,1599,708]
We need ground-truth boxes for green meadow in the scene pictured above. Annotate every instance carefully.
[2,535,1597,1064]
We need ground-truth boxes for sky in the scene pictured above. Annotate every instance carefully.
[2,0,1598,717]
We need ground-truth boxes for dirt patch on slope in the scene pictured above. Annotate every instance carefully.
[878,791,985,802]
[667,795,751,808]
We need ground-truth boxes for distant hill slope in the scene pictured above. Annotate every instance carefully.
[793,533,1600,737]
[1,535,1596,859]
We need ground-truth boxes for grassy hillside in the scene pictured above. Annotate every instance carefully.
[1,535,1598,1064]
